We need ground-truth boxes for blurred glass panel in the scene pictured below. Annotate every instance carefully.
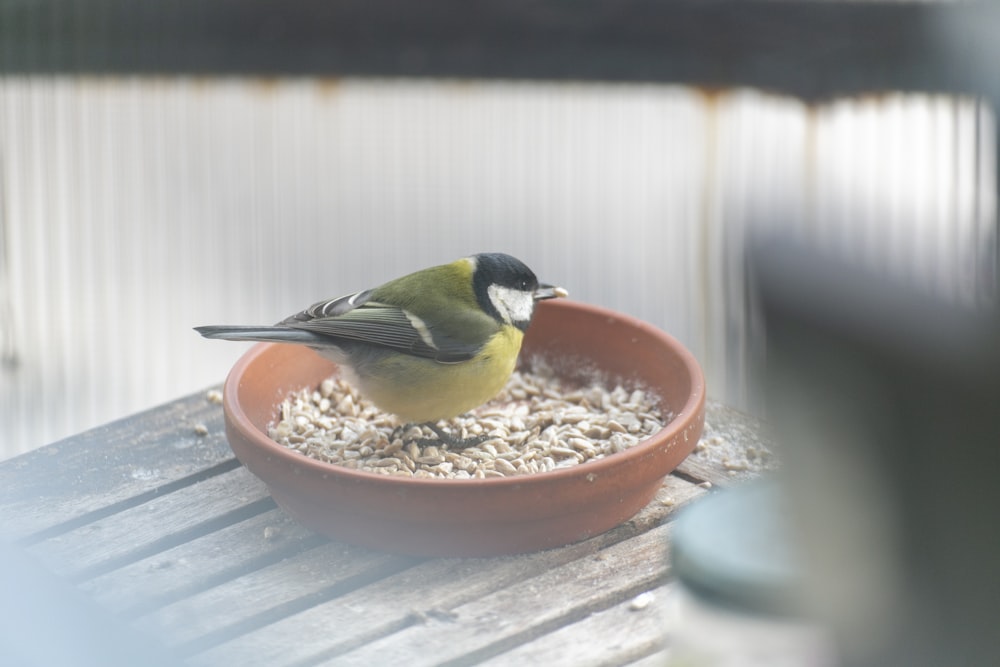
[0,78,994,456]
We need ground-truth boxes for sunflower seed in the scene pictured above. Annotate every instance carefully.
[267,361,668,480]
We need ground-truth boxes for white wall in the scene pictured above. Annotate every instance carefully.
[0,77,994,457]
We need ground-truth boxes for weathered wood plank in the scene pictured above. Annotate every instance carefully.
[27,466,270,579]
[0,389,769,665]
[0,387,233,542]
[80,508,324,615]
[478,584,672,667]
[136,542,417,652]
[187,475,703,667]
[322,522,674,667]
[190,477,705,667]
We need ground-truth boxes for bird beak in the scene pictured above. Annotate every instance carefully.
[533,284,569,300]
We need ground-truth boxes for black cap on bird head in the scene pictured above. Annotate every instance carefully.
[471,253,565,331]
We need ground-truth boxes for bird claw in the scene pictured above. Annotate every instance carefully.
[390,422,488,449]
[421,423,489,449]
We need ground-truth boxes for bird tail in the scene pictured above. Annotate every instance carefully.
[194,325,328,346]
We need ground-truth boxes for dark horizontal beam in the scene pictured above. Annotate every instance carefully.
[1,1,998,100]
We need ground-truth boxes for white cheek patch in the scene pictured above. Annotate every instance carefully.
[487,285,535,324]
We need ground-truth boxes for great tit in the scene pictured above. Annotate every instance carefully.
[196,252,567,433]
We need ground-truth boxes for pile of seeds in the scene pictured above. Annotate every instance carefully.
[268,362,668,479]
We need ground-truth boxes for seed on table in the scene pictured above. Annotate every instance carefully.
[643,418,663,433]
[406,442,421,460]
[381,441,404,455]
[396,426,419,441]
[494,458,517,475]
[550,446,582,460]
[608,434,632,453]
[606,420,627,434]
[568,437,597,454]
[629,591,655,611]
[336,394,356,416]
[268,367,667,479]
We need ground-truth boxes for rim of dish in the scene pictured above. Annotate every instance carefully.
[223,301,706,488]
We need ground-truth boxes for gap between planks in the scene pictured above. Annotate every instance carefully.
[16,457,244,547]
[0,388,233,543]
[26,466,275,581]
[186,475,705,667]
[80,508,331,616]
[314,521,677,667]
[475,583,676,667]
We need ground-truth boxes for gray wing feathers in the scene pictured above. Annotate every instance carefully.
[199,291,483,362]
[193,325,331,346]
[289,307,422,350]
[281,289,375,323]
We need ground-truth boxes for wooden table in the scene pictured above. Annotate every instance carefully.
[0,389,772,667]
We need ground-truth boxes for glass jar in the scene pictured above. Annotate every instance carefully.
[666,482,837,667]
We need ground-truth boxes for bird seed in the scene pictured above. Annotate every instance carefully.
[268,360,669,479]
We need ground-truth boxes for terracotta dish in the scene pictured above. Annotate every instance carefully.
[222,299,705,556]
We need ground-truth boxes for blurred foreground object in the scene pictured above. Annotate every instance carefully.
[752,239,1000,667]
[668,482,836,666]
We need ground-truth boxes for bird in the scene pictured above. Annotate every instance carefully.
[195,252,567,446]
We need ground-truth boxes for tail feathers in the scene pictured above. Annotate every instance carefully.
[194,325,328,346]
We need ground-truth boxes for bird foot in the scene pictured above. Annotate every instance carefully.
[390,422,489,449]
[422,423,491,449]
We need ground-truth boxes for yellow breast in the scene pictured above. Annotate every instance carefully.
[356,327,524,423]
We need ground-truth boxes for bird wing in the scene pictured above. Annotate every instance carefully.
[283,296,485,363]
